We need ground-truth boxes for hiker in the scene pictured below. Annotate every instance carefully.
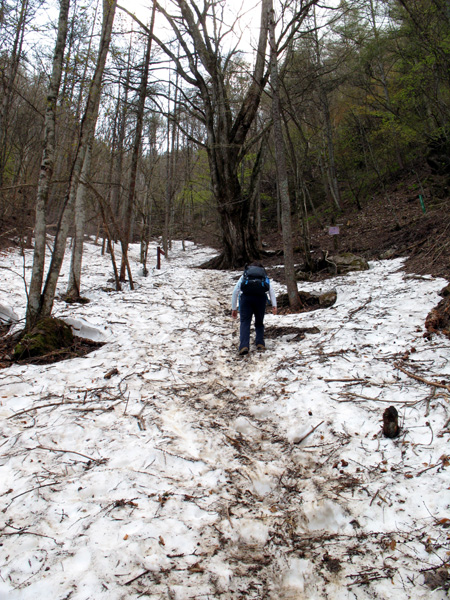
[231,262,277,355]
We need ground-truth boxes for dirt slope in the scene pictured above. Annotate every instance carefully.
[263,167,450,283]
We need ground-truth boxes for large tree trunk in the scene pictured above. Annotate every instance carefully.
[205,144,264,269]
[268,5,301,309]
[26,0,71,329]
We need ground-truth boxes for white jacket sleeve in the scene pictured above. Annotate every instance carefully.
[231,276,243,310]
[268,282,277,308]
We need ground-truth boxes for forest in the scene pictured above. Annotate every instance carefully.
[1,0,450,321]
[1,2,450,598]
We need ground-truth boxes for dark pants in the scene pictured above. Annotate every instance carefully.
[239,294,267,351]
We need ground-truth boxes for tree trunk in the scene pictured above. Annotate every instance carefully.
[163,113,171,257]
[368,0,404,170]
[110,60,130,223]
[268,5,300,309]
[66,141,91,299]
[320,87,342,211]
[26,0,71,329]
[163,61,179,258]
[205,163,262,268]
[283,117,313,272]
[312,7,341,212]
[120,1,156,282]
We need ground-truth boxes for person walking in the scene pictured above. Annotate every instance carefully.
[231,262,277,355]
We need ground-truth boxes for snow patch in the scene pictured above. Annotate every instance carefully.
[281,557,311,594]
[304,499,351,533]
[0,303,18,323]
[62,316,110,341]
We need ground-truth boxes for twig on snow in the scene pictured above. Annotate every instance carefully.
[1,524,58,544]
[424,388,436,417]
[28,444,106,464]
[395,363,450,392]
[370,488,389,506]
[293,421,325,445]
[339,392,418,406]
[124,569,151,586]
[123,392,130,415]
[348,297,372,318]
[324,378,367,383]
[415,455,449,476]
[3,481,60,512]
[8,400,81,419]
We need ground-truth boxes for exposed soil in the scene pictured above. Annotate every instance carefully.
[0,333,104,369]
[260,167,449,330]
[262,167,450,284]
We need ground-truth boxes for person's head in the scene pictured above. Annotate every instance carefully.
[249,261,263,268]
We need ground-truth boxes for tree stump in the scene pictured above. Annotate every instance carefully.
[382,406,400,438]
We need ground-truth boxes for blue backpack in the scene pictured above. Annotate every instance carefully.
[241,265,270,296]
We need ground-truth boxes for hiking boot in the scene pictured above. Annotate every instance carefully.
[239,347,249,355]
[256,344,266,352]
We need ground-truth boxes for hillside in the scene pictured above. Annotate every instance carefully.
[262,167,450,283]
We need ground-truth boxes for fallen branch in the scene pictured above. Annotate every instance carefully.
[29,445,106,464]
[415,455,449,476]
[3,481,59,512]
[395,363,450,392]
[1,525,58,544]
[348,297,372,318]
[124,569,151,586]
[293,421,325,445]
[9,400,82,418]
[338,393,418,406]
[324,378,367,383]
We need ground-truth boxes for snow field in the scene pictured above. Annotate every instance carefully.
[0,240,449,599]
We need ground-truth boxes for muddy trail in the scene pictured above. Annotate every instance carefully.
[1,243,449,600]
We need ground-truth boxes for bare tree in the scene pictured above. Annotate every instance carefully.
[120,0,320,269]
[148,0,271,268]
[26,0,117,325]
[27,0,71,327]
[120,0,157,283]
[0,0,33,189]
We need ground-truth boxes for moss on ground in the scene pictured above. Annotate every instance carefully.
[13,318,74,360]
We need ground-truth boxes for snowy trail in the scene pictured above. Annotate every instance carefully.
[1,241,450,599]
